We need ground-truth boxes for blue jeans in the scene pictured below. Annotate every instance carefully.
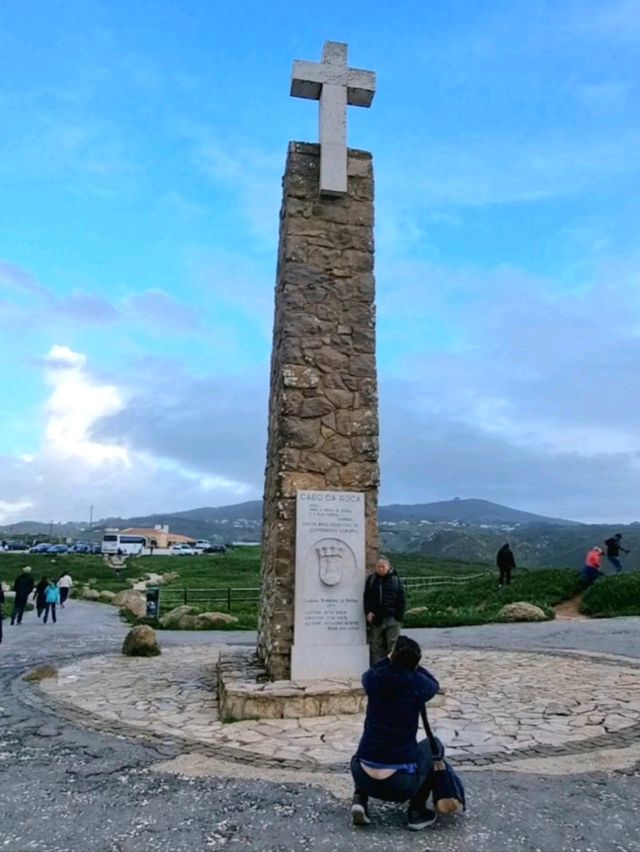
[607,556,623,574]
[581,566,601,586]
[351,739,434,806]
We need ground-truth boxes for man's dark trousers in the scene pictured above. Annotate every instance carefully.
[10,596,28,625]
[499,566,512,586]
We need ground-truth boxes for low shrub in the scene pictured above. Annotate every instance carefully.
[404,568,580,628]
[580,573,640,617]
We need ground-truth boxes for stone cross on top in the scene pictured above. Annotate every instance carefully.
[291,41,375,196]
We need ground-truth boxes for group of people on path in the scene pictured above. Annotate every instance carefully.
[496,533,632,590]
[582,533,630,586]
[0,566,73,642]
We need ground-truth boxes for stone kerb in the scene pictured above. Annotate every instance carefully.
[258,142,379,680]
[217,647,366,722]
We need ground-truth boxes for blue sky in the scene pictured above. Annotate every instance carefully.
[1,0,639,525]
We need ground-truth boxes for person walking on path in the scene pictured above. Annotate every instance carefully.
[496,543,516,587]
[33,576,49,618]
[582,546,603,587]
[43,580,60,624]
[10,566,34,625]
[57,572,73,607]
[350,635,440,831]
[364,556,406,664]
[604,533,629,574]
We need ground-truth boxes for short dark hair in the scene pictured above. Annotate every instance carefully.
[390,636,422,671]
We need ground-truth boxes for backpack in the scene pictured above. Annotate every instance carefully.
[420,705,466,815]
[45,584,59,604]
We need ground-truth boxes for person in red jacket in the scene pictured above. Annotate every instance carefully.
[582,546,603,586]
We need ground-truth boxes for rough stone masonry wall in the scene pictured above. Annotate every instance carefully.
[258,142,379,680]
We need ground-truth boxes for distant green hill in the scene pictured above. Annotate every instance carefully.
[3,497,638,571]
[381,521,640,571]
[379,497,578,526]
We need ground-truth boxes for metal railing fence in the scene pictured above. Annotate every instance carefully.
[153,572,488,612]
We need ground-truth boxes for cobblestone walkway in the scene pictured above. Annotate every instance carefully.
[29,645,640,773]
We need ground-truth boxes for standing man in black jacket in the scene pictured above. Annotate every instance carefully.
[604,533,629,574]
[364,556,406,664]
[496,543,516,587]
[10,566,34,625]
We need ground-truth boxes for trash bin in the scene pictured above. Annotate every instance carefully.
[146,587,160,619]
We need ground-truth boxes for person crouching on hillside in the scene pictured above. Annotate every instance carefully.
[350,636,440,831]
[582,547,603,587]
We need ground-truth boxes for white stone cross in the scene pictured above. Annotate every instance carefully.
[291,41,375,196]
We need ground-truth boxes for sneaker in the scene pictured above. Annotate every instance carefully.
[351,793,370,826]
[407,806,437,831]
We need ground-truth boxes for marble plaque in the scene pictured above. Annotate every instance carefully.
[290,489,369,680]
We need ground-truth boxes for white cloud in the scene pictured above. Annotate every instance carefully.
[0,499,34,524]
[0,346,260,524]
[43,345,129,466]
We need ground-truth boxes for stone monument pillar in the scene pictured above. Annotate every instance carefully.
[258,43,378,681]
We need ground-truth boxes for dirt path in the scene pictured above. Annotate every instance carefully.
[554,593,587,620]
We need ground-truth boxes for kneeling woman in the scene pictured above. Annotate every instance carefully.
[351,636,440,831]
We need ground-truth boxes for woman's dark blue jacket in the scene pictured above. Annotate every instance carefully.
[355,657,439,765]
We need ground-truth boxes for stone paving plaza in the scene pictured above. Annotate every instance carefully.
[29,645,640,777]
[3,602,640,851]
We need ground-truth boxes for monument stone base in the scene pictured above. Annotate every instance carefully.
[290,643,369,681]
[217,648,366,722]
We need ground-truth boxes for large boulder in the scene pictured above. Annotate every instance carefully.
[499,601,547,622]
[159,605,200,629]
[81,588,101,601]
[196,611,239,629]
[112,589,146,618]
[122,625,161,657]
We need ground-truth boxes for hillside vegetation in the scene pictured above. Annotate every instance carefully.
[581,573,640,618]
[404,569,583,628]
[3,550,637,629]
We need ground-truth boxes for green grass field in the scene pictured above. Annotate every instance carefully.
[3,549,636,628]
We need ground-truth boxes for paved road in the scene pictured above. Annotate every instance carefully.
[1,602,639,851]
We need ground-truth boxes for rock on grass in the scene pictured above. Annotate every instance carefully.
[499,601,547,622]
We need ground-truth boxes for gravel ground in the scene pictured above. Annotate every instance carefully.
[1,601,639,852]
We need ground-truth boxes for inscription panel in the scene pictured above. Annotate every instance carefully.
[291,490,369,679]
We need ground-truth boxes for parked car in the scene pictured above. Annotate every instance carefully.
[203,544,227,554]
[7,540,28,551]
[46,544,69,554]
[30,542,53,553]
[170,544,197,556]
[194,540,211,550]
[71,541,90,553]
